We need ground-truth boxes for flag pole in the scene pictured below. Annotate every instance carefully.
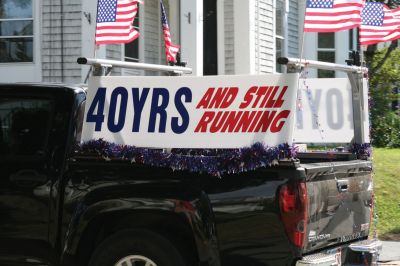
[160,0,169,65]
[300,0,307,63]
[93,0,100,59]
[160,0,180,65]
[84,0,99,83]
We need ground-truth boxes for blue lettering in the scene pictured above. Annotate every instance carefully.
[148,88,169,133]
[108,87,128,133]
[132,88,150,132]
[171,87,192,134]
[86,87,106,131]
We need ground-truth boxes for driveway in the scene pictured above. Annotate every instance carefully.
[379,241,400,265]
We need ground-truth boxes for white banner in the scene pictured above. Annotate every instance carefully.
[293,78,370,143]
[82,74,299,148]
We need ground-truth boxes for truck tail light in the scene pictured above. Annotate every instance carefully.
[279,182,308,248]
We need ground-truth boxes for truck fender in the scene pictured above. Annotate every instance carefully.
[61,185,220,266]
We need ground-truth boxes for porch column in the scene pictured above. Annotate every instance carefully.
[180,0,203,76]
[233,0,255,74]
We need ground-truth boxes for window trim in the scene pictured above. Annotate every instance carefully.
[317,32,336,78]
[274,0,285,73]
[122,4,144,75]
[0,0,36,65]
[121,0,180,74]
[123,25,140,62]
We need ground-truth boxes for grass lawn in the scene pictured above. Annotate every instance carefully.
[372,148,400,240]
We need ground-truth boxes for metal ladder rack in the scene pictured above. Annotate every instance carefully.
[278,57,369,145]
[77,57,193,76]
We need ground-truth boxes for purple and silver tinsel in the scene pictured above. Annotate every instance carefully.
[349,143,372,159]
[75,139,298,176]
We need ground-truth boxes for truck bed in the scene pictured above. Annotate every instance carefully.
[67,154,373,265]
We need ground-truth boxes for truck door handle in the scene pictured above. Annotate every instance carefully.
[10,170,47,186]
[337,179,349,192]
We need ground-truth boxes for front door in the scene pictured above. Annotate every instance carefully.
[203,0,218,75]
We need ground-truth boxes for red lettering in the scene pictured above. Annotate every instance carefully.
[209,87,228,108]
[248,111,264,132]
[210,112,229,133]
[221,111,243,132]
[239,86,257,109]
[194,111,215,132]
[196,88,215,109]
[273,86,287,108]
[265,86,279,108]
[195,109,290,134]
[234,111,255,132]
[252,86,269,108]
[270,110,290,133]
[253,111,276,132]
[259,86,274,108]
[220,87,238,108]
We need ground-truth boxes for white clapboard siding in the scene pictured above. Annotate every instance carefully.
[288,0,299,58]
[144,0,162,65]
[224,0,235,74]
[42,0,82,83]
[39,0,300,81]
[106,44,123,76]
[255,0,274,74]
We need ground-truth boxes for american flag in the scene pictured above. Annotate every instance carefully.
[360,2,400,45]
[95,0,141,45]
[160,0,180,63]
[304,0,365,32]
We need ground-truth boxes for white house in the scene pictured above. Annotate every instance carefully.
[298,2,360,78]
[1,0,356,84]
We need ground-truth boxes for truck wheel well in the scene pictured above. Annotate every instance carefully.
[77,211,198,266]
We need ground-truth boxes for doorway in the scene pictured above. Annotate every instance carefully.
[203,0,218,75]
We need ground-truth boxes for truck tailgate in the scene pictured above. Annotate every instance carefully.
[302,160,373,252]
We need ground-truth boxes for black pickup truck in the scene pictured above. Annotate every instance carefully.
[0,83,380,266]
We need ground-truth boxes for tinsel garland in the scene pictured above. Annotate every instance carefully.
[75,139,298,177]
[349,143,372,159]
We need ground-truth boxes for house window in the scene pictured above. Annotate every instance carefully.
[124,6,140,62]
[317,32,335,78]
[0,0,33,63]
[275,0,284,73]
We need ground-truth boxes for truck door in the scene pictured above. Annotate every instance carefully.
[0,92,63,265]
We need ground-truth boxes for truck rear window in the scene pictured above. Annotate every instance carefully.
[0,98,52,156]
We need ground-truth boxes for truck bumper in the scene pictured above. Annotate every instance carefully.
[295,239,382,266]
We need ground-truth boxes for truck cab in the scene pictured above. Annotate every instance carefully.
[0,84,85,265]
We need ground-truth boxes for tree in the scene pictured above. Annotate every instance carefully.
[364,0,400,75]
[368,48,400,147]
[362,1,400,147]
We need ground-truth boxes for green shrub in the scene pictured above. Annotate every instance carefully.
[371,113,400,147]
[369,47,400,147]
